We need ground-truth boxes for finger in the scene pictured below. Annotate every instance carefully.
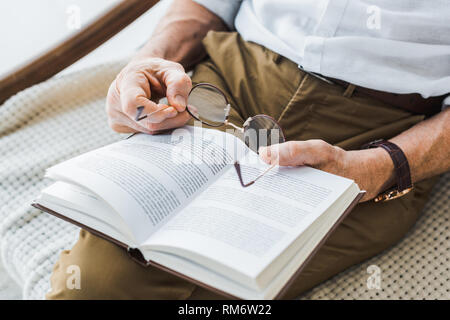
[109,122,140,134]
[106,83,153,133]
[107,80,172,134]
[258,141,315,166]
[258,143,283,165]
[118,71,168,119]
[139,104,178,123]
[108,109,155,134]
[142,110,192,132]
[163,68,192,112]
[106,81,138,133]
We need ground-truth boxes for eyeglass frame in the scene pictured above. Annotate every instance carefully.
[134,82,286,188]
[187,83,286,188]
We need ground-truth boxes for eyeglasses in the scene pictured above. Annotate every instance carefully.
[136,83,286,187]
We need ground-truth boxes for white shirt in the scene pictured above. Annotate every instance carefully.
[195,0,450,104]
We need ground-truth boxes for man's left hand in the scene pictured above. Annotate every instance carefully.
[259,140,395,202]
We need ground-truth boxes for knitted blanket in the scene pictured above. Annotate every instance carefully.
[0,61,448,299]
[0,61,125,299]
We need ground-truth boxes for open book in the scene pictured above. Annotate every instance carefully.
[33,126,363,299]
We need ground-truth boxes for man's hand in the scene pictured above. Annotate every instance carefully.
[259,140,395,202]
[106,57,193,134]
[105,0,227,135]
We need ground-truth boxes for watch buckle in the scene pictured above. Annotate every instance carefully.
[374,187,413,202]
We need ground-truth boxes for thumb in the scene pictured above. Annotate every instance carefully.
[163,68,192,112]
[259,141,304,166]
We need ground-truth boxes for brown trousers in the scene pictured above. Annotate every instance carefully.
[46,32,436,299]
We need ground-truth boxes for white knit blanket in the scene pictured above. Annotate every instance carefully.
[0,61,126,299]
[0,61,449,299]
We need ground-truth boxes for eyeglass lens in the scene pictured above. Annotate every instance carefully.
[187,84,229,127]
[186,83,286,187]
[243,115,285,153]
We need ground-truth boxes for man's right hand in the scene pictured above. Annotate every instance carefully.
[106,57,193,134]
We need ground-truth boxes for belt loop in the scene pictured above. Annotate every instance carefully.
[272,52,282,64]
[343,84,356,98]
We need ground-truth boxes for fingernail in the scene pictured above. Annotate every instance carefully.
[174,95,187,108]
[166,107,177,117]
[135,106,145,121]
[260,146,270,157]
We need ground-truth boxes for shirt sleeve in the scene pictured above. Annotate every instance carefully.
[194,0,242,30]
[443,95,450,110]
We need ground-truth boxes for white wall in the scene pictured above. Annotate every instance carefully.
[0,0,171,77]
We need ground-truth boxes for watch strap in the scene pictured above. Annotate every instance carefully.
[362,139,413,192]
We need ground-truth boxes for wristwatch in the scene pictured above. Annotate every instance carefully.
[361,139,413,202]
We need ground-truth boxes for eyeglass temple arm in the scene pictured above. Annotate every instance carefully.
[135,105,166,121]
[234,161,277,187]
[234,162,255,187]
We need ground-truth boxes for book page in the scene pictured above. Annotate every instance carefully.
[38,181,136,246]
[45,126,248,244]
[146,151,355,288]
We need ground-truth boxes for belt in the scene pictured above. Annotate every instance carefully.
[310,72,445,117]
